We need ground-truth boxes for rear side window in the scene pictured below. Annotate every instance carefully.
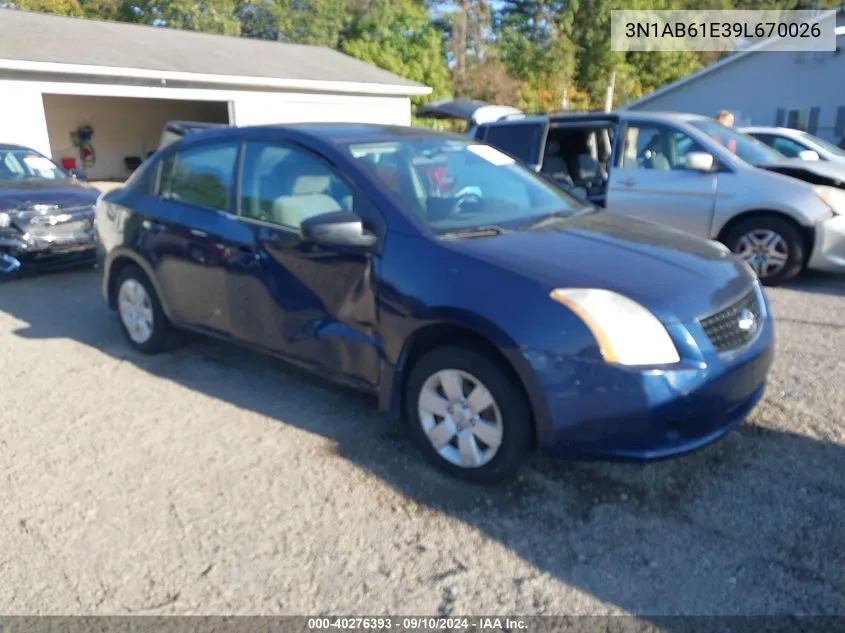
[483,122,545,165]
[159,142,239,212]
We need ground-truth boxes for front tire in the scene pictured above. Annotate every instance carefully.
[114,265,172,354]
[723,216,805,286]
[404,346,533,484]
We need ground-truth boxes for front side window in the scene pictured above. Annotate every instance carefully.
[239,141,355,230]
[0,149,68,183]
[689,119,783,167]
[347,137,587,234]
[619,124,706,171]
[769,136,809,158]
[798,131,845,158]
[160,142,239,212]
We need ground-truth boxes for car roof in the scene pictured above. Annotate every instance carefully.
[176,122,469,148]
[739,126,801,135]
[482,110,713,126]
[0,143,34,151]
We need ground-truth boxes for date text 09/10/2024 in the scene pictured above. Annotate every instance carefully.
[307,618,528,631]
[624,21,822,40]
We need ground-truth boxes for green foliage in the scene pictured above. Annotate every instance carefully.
[339,0,450,107]
[9,0,833,114]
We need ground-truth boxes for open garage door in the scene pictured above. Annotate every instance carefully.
[42,95,231,181]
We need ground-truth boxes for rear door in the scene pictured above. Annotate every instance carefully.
[151,139,254,333]
[605,120,717,238]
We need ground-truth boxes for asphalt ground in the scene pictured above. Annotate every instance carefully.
[0,268,843,617]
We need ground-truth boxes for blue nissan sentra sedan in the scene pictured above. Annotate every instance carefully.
[95,123,774,483]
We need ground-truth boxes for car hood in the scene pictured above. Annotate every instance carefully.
[758,159,845,188]
[0,180,100,211]
[445,212,754,324]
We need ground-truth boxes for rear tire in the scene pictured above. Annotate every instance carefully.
[723,216,805,286]
[404,345,533,484]
[114,265,173,354]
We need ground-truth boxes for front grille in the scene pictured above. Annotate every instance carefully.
[699,286,763,354]
[15,204,95,224]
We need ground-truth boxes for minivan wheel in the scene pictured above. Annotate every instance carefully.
[723,217,805,286]
[404,346,533,484]
[115,265,172,354]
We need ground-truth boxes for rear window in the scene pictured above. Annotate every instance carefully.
[483,122,546,166]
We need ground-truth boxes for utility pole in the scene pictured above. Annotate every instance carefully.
[604,71,617,113]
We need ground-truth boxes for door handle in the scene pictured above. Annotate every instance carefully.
[619,178,638,187]
[190,228,208,238]
[237,244,260,260]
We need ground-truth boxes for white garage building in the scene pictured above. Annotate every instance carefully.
[0,10,431,180]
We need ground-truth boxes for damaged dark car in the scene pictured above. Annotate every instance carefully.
[0,143,99,278]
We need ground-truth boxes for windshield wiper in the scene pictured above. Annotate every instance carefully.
[440,225,508,239]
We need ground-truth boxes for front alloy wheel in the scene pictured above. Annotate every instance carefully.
[724,216,805,286]
[405,346,533,484]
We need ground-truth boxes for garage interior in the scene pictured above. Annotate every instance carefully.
[42,94,231,181]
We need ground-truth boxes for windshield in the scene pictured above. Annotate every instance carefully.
[347,137,588,234]
[0,149,68,182]
[799,131,845,158]
[689,119,785,166]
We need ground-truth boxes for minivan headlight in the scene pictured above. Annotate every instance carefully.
[813,185,845,215]
[550,288,681,366]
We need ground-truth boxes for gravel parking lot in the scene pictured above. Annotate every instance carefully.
[0,268,843,617]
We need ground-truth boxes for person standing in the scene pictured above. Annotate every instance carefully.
[716,110,735,128]
[713,110,737,153]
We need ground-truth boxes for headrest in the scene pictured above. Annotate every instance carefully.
[546,140,561,154]
[291,174,331,196]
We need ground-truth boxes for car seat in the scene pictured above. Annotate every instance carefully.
[271,167,343,229]
[541,140,574,187]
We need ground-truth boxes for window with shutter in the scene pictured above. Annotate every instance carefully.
[808,107,820,135]
[835,107,845,136]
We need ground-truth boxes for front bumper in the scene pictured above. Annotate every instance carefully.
[528,308,774,461]
[807,214,845,273]
[0,223,97,267]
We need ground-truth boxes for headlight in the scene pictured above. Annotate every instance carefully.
[813,185,845,215]
[550,288,681,366]
[0,212,10,228]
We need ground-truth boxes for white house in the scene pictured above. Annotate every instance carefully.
[0,9,431,180]
[620,9,845,145]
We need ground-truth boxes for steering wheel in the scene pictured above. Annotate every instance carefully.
[451,186,483,215]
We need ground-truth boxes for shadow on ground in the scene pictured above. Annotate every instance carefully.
[1,268,844,620]
[783,271,845,297]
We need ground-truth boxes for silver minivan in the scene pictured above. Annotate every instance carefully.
[417,103,845,286]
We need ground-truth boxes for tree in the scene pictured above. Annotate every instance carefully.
[340,0,451,106]
[495,0,579,110]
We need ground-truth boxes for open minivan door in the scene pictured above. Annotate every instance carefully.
[416,99,525,135]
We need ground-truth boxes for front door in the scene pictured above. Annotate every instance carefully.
[228,140,382,389]
[151,140,247,333]
[606,121,717,238]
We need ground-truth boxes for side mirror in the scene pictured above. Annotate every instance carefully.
[300,210,377,248]
[68,169,88,181]
[685,151,715,172]
[798,149,820,161]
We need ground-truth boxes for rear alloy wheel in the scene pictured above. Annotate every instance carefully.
[115,266,172,354]
[724,217,805,286]
[405,346,533,484]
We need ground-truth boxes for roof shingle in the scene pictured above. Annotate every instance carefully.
[0,9,428,93]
